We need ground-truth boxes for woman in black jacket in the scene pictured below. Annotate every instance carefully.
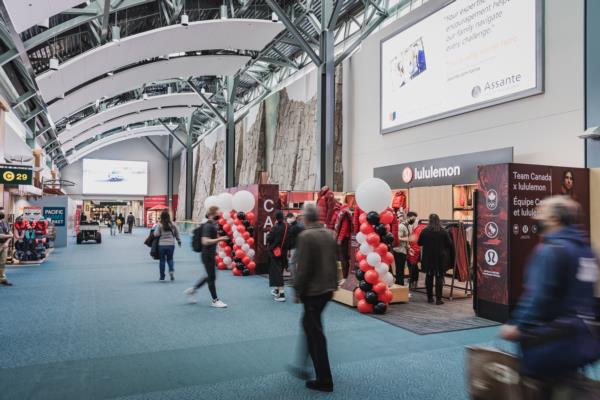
[266,211,289,302]
[418,214,454,305]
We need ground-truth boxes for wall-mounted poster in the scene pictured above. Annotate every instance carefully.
[381,0,543,133]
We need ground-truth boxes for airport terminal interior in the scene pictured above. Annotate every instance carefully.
[1,0,600,399]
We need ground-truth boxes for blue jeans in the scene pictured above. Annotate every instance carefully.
[158,245,175,278]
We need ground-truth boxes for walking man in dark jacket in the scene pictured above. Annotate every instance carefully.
[126,212,135,234]
[501,196,600,386]
[292,204,338,392]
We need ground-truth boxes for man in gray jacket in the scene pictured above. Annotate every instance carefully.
[293,203,338,392]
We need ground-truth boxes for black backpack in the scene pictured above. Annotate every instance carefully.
[192,224,204,252]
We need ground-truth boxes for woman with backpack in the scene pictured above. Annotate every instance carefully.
[153,211,181,281]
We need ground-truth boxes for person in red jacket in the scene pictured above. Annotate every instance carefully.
[316,186,336,227]
[334,204,353,278]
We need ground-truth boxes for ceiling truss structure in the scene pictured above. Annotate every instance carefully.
[0,0,419,168]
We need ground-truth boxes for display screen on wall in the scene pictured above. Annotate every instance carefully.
[82,159,148,195]
[380,0,542,133]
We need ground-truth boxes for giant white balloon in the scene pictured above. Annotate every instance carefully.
[366,252,382,268]
[217,192,234,212]
[356,232,367,244]
[204,195,219,209]
[355,178,392,213]
[232,190,256,212]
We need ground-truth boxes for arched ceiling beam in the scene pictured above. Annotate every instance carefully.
[36,19,284,102]
[62,107,194,152]
[48,55,250,120]
[2,0,86,34]
[59,93,200,143]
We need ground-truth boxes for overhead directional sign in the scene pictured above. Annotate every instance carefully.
[0,164,33,185]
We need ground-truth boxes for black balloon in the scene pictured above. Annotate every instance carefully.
[367,211,380,226]
[359,280,372,292]
[355,269,365,281]
[383,232,395,245]
[243,220,251,227]
[247,227,254,235]
[374,302,388,314]
[242,268,250,276]
[375,224,387,236]
[237,212,246,220]
[365,291,379,305]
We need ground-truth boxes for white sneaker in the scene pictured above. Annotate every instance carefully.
[184,288,197,304]
[271,288,279,296]
[211,299,228,308]
[274,293,286,302]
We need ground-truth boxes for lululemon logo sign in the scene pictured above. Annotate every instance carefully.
[484,222,499,239]
[485,249,498,266]
[402,167,413,184]
[486,189,498,210]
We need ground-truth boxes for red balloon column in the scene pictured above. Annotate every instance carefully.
[352,178,394,315]
[227,211,256,276]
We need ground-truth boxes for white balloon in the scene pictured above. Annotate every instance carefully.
[204,195,219,209]
[375,263,389,275]
[356,232,367,244]
[235,237,245,246]
[366,252,382,267]
[232,190,256,213]
[355,178,392,213]
[384,272,394,287]
[242,244,250,252]
[359,243,373,255]
[223,257,232,265]
[247,249,255,258]
[217,192,234,212]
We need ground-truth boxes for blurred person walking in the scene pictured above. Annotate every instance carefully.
[126,212,135,234]
[286,212,304,279]
[184,206,229,308]
[153,211,181,281]
[500,196,600,392]
[109,212,117,236]
[117,213,124,233]
[290,204,338,392]
[0,210,14,286]
[418,213,454,305]
[267,210,289,302]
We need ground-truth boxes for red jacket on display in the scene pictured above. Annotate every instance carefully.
[334,205,353,242]
[353,205,363,234]
[317,186,336,226]
[391,191,407,211]
[408,223,426,265]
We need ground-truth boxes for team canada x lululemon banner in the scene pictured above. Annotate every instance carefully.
[352,178,395,314]
[476,163,590,322]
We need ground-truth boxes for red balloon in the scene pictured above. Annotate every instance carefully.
[354,288,365,300]
[224,246,232,255]
[358,213,367,225]
[218,218,226,226]
[366,233,380,246]
[233,268,242,276]
[357,299,374,313]
[218,262,226,270]
[384,289,394,303]
[233,245,241,251]
[359,259,371,272]
[223,224,231,232]
[235,250,245,259]
[360,223,374,235]
[231,262,237,269]
[218,241,226,248]
[375,243,388,257]
[385,252,394,265]
[356,251,366,262]
[365,269,379,284]
[237,225,246,233]
[246,212,255,222]
[230,211,236,218]
[380,210,394,225]
[243,232,251,240]
[373,281,387,295]
[247,238,255,246]
[247,261,256,270]
[242,256,251,266]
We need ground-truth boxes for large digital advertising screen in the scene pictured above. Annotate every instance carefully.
[381,0,542,133]
[82,159,148,195]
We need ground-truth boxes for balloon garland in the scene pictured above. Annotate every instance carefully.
[353,178,395,314]
[213,190,257,277]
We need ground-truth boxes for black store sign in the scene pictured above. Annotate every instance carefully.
[374,148,514,188]
[0,164,33,185]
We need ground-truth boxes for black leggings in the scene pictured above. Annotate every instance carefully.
[425,272,444,300]
[195,255,218,300]
[392,251,406,285]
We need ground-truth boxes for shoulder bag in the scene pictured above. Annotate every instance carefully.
[272,223,288,258]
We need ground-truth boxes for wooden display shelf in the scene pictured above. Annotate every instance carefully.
[333,282,410,307]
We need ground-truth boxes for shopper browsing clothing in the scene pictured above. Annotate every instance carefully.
[418,214,453,305]
[286,212,305,279]
[267,210,290,302]
[393,211,417,286]
[184,206,228,308]
[0,211,14,286]
[500,196,600,385]
[126,212,135,234]
[333,204,353,279]
[292,204,338,392]
[153,211,181,281]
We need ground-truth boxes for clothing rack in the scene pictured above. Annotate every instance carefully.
[413,219,474,300]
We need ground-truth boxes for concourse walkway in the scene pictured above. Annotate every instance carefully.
[0,228,499,400]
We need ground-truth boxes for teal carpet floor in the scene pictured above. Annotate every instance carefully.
[0,228,503,400]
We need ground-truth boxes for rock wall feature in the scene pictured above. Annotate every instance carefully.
[334,65,344,191]
[176,154,187,221]
[269,89,318,191]
[191,129,226,222]
[236,102,266,186]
